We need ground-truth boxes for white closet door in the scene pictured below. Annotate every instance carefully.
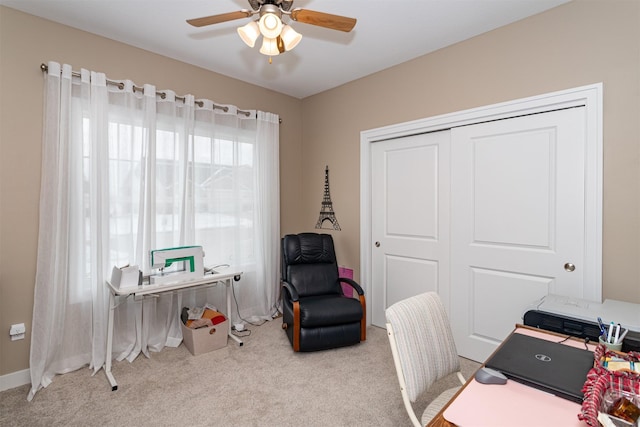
[450,107,586,361]
[371,131,451,327]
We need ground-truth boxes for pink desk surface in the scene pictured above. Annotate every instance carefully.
[443,328,595,427]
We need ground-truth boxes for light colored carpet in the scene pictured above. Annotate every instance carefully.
[0,319,479,426]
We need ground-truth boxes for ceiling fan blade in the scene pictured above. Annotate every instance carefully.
[187,10,252,27]
[290,9,357,32]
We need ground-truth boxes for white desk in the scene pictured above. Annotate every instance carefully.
[104,269,243,391]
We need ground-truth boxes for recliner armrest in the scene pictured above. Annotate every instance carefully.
[339,277,365,296]
[281,280,300,302]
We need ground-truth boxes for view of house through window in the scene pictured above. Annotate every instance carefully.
[75,115,258,302]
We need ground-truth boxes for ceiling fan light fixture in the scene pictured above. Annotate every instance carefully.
[237,20,260,48]
[259,37,280,56]
[280,25,302,51]
[258,12,283,39]
[187,1,357,60]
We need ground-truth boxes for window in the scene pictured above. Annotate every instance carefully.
[32,64,280,400]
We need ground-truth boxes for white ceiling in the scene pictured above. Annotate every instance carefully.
[2,0,570,99]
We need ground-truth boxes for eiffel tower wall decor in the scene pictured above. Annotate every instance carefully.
[315,165,341,231]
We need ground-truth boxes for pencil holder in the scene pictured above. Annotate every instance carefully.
[599,336,623,352]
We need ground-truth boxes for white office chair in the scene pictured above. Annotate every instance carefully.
[386,292,466,426]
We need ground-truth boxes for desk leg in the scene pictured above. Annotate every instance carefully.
[104,291,118,391]
[226,278,243,346]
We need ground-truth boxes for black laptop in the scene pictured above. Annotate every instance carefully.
[484,332,595,403]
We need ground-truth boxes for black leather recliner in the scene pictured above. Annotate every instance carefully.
[281,232,366,352]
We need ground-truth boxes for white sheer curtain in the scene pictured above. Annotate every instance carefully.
[29,61,280,400]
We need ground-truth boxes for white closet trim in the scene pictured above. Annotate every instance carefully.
[360,83,603,326]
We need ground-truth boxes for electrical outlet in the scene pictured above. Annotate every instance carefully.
[10,323,26,341]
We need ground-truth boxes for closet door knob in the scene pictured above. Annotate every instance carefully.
[375,241,380,247]
[564,263,575,272]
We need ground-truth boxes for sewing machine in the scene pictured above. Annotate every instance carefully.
[149,246,204,285]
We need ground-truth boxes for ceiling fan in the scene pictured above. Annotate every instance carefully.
[187,0,357,60]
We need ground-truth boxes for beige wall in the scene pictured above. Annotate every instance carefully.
[301,0,640,304]
[0,6,304,376]
[1,0,639,379]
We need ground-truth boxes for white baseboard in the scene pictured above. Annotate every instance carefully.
[0,368,30,392]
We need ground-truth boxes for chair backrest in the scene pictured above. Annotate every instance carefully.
[385,292,460,402]
[281,233,342,298]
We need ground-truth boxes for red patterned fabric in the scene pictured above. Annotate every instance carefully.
[579,345,640,426]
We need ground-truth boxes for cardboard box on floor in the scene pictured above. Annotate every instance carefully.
[181,318,228,356]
